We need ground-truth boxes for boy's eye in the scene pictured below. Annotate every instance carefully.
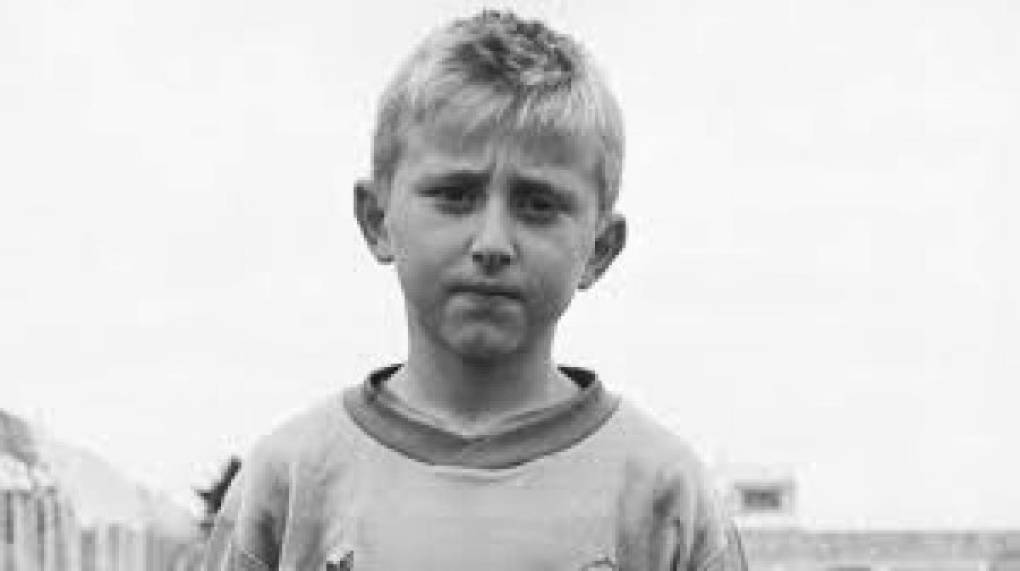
[427,185,477,211]
[514,191,562,221]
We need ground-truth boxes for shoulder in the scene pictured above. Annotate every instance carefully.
[604,400,747,570]
[220,390,354,517]
[248,393,350,466]
[607,398,711,479]
[209,391,357,567]
[603,398,723,529]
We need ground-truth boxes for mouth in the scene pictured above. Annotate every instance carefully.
[449,282,523,300]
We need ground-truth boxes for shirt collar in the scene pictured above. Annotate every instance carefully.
[343,364,619,469]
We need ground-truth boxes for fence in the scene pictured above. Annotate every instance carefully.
[1,490,204,571]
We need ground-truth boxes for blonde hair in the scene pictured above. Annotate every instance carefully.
[371,10,625,211]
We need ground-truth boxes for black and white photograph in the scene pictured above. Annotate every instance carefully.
[3,0,1018,569]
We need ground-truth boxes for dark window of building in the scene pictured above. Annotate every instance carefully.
[739,486,784,512]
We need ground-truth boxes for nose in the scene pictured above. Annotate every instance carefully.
[469,194,516,272]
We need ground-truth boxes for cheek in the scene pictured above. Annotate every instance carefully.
[386,207,458,258]
[387,216,435,270]
[384,211,412,258]
[531,244,591,309]
[388,226,451,309]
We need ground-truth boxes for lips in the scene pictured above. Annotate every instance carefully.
[448,281,523,300]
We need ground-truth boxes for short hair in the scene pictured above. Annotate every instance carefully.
[371,10,625,212]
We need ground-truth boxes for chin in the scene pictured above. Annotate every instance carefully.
[442,325,524,363]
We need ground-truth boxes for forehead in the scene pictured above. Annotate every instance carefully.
[396,108,603,188]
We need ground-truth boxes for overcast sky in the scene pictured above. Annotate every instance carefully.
[3,0,1018,526]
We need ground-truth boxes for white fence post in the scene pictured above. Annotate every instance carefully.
[81,528,96,571]
[55,497,71,571]
[30,494,43,571]
[41,494,57,571]
[1,492,9,571]
[63,504,80,571]
[1,490,205,571]
[94,525,106,571]
[11,493,30,571]
[120,527,133,571]
[28,494,41,571]
[108,526,120,571]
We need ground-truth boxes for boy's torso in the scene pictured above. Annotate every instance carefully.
[212,367,741,571]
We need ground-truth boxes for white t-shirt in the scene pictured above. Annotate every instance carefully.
[205,365,746,571]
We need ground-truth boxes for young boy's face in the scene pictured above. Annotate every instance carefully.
[359,108,624,361]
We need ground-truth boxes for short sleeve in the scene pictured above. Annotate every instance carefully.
[203,516,272,571]
[691,521,747,571]
[202,453,288,571]
[684,480,748,571]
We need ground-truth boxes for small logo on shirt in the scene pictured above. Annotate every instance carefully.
[580,556,618,570]
[325,549,354,571]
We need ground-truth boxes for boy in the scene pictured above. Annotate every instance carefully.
[206,10,746,571]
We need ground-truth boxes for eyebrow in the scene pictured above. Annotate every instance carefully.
[507,175,578,206]
[415,169,578,202]
[416,170,490,189]
[509,177,571,203]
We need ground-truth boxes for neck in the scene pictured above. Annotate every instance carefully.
[388,324,577,434]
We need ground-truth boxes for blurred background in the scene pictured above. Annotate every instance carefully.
[3,0,1019,566]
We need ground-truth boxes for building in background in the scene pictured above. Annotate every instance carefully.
[717,464,1020,571]
[1,409,203,571]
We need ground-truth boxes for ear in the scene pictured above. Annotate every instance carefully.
[579,213,626,290]
[354,179,394,264]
